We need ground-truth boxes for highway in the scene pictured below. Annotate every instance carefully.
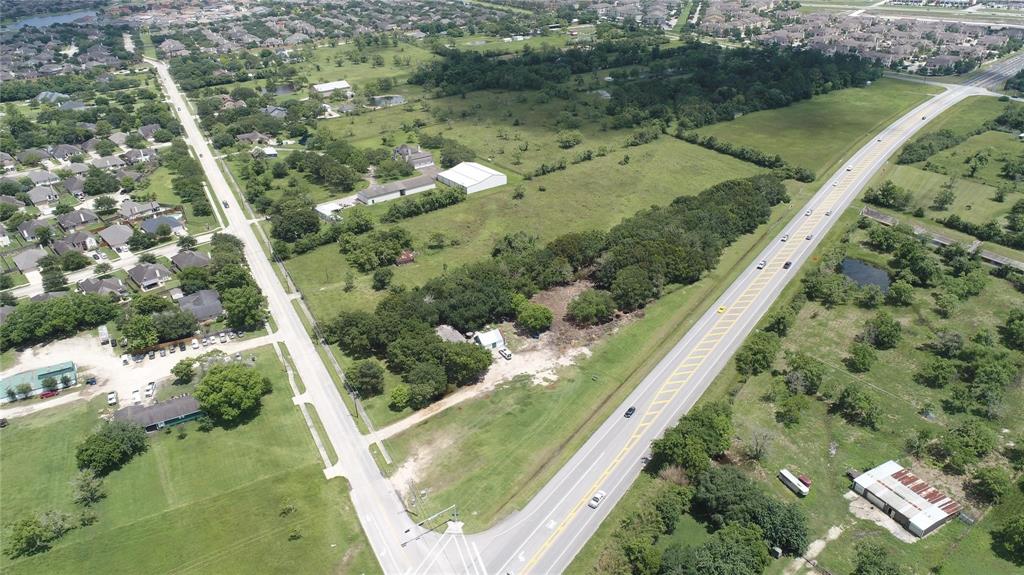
[145,52,1024,574]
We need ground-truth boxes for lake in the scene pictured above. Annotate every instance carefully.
[6,10,96,30]
[840,258,891,293]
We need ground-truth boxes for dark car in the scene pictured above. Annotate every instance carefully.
[624,406,636,418]
[178,342,187,352]
[783,261,793,269]
[85,377,97,386]
[147,350,156,360]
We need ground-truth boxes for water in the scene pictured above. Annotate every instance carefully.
[6,10,96,30]
[840,258,891,293]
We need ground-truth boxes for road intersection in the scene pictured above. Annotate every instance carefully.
[146,52,1024,574]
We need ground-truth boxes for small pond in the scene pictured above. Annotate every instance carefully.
[5,10,96,30]
[840,258,891,293]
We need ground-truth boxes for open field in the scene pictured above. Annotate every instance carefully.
[697,79,939,175]
[381,176,818,532]
[0,346,380,575]
[143,165,220,235]
[925,130,1021,188]
[285,137,762,323]
[299,42,436,90]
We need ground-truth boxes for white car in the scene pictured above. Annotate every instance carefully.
[131,389,141,404]
[757,260,767,270]
[805,209,812,216]
[781,234,789,242]
[145,382,155,398]
[219,333,228,344]
[588,491,607,509]
[191,338,199,349]
[106,391,118,406]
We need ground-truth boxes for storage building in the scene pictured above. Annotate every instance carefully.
[436,162,507,194]
[852,460,961,537]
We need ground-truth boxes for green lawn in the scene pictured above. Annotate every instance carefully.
[304,43,437,90]
[697,78,939,175]
[0,346,380,575]
[142,166,219,235]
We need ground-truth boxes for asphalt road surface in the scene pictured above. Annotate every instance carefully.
[145,52,1024,574]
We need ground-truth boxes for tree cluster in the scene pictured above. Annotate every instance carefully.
[0,293,119,351]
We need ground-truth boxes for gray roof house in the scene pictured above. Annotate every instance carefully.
[17,219,50,241]
[62,176,85,198]
[49,143,82,160]
[236,131,271,144]
[78,277,128,297]
[0,195,25,209]
[66,162,90,175]
[108,132,128,147]
[127,262,172,291]
[16,149,51,164]
[178,289,223,322]
[56,208,98,231]
[64,230,98,251]
[92,155,126,171]
[138,124,161,140]
[113,395,201,432]
[121,148,158,165]
[27,170,59,185]
[140,215,185,236]
[13,248,47,272]
[262,105,288,119]
[27,185,60,206]
[170,250,211,270]
[394,144,435,169]
[119,200,161,220]
[98,224,133,248]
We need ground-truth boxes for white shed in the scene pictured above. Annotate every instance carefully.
[436,162,507,194]
[473,329,505,349]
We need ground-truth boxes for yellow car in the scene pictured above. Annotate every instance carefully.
[717,306,727,314]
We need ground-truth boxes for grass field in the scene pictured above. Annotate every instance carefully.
[285,137,762,323]
[143,166,220,235]
[303,43,437,90]
[0,346,380,575]
[697,79,939,175]
[381,175,818,532]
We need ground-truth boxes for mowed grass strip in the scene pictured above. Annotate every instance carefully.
[0,346,380,575]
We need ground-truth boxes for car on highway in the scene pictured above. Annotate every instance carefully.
[804,209,812,216]
[222,200,229,208]
[805,234,814,240]
[191,338,200,350]
[624,406,636,418]
[588,491,607,509]
[717,306,726,314]
[781,234,789,242]
[845,166,852,171]
[107,391,118,406]
[825,210,832,216]
[757,260,767,270]
[783,261,793,269]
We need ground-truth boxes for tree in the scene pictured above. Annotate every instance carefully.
[35,226,53,246]
[1003,308,1024,350]
[784,351,825,395]
[405,361,447,409]
[349,359,385,397]
[777,394,809,426]
[852,542,902,575]
[611,265,659,312]
[388,383,411,411]
[835,384,881,429]
[886,280,914,306]
[372,267,393,291]
[734,331,780,376]
[75,421,148,476]
[993,515,1024,564]
[567,289,616,326]
[516,301,553,334]
[440,139,475,168]
[932,178,957,210]
[41,268,66,293]
[969,466,1012,504]
[4,516,53,558]
[222,286,267,330]
[177,235,197,250]
[122,314,158,352]
[846,342,876,373]
[194,364,272,424]
[151,310,198,342]
[71,470,105,507]
[177,266,211,294]
[270,197,320,242]
[661,523,770,575]
[914,357,957,389]
[171,358,196,386]
[864,311,901,349]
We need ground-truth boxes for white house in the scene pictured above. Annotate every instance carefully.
[473,328,505,350]
[311,80,352,97]
[436,162,507,194]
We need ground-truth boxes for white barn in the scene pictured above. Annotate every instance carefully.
[356,174,436,205]
[436,162,507,194]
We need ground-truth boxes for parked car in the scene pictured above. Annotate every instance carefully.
[179,342,187,352]
[133,354,144,363]
[498,348,512,360]
[122,354,130,366]
[219,332,227,343]
[147,350,156,360]
[159,348,167,357]
[169,344,176,354]
[91,253,101,261]
[191,338,199,350]
[588,491,607,509]
[145,382,155,398]
[0,418,7,428]
[107,391,118,406]
[40,390,59,399]
[85,377,97,386]
[234,352,242,360]
[624,406,636,418]
[228,331,236,340]
[131,389,140,404]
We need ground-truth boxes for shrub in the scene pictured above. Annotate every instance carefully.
[75,421,148,476]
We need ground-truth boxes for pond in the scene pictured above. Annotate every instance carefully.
[840,258,891,293]
[5,9,96,29]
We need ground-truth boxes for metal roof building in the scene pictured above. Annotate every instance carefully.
[436,162,507,194]
[852,460,961,537]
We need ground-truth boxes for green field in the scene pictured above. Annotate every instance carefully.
[285,137,762,323]
[697,79,939,175]
[301,43,437,91]
[0,346,380,575]
[142,166,220,235]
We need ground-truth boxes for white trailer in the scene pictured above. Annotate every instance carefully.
[779,468,809,497]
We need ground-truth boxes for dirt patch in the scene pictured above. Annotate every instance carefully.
[784,524,846,575]
[389,434,455,496]
[845,490,920,544]
[529,281,637,349]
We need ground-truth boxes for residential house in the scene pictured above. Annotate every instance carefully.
[0,195,26,209]
[113,395,201,432]
[356,173,436,205]
[170,250,211,270]
[121,148,158,165]
[77,276,128,297]
[118,199,161,220]
[27,185,60,207]
[310,80,353,97]
[108,132,128,147]
[17,149,51,165]
[27,170,59,185]
[12,248,47,272]
[56,208,98,231]
[35,91,69,104]
[473,328,506,349]
[66,162,90,175]
[64,230,97,251]
[0,152,14,172]
[138,123,162,140]
[49,143,82,161]
[235,131,272,145]
[140,215,185,236]
[262,105,288,119]
[177,289,223,322]
[128,262,172,291]
[0,228,9,247]
[92,155,126,171]
[57,101,86,111]
[62,175,85,199]
[394,144,435,169]
[98,223,133,250]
